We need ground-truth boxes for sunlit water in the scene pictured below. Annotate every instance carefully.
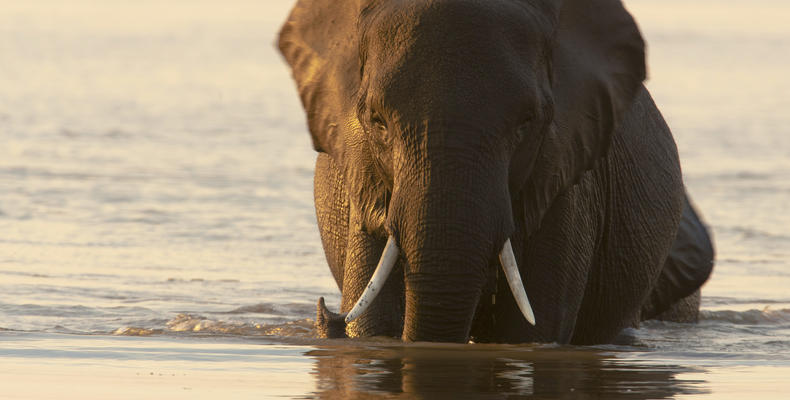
[1,0,788,398]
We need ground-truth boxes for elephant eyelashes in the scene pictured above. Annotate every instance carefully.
[368,113,389,144]
[373,121,386,132]
[364,111,394,183]
[511,123,529,148]
[370,112,387,131]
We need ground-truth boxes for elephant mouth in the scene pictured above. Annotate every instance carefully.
[342,236,536,328]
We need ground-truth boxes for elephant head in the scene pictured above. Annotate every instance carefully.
[279,0,646,342]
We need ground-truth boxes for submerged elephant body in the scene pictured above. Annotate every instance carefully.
[279,0,714,344]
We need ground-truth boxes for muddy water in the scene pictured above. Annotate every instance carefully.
[1,0,789,398]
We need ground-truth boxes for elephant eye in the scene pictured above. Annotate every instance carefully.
[514,122,528,143]
[370,112,387,131]
[369,112,389,144]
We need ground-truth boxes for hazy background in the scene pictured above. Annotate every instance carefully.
[1,0,788,398]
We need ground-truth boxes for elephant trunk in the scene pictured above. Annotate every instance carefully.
[387,150,514,342]
[402,271,482,342]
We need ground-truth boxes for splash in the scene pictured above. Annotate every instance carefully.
[223,302,314,316]
[112,314,315,337]
[113,327,161,336]
[158,314,315,337]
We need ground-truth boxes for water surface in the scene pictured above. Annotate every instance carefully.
[1,0,789,398]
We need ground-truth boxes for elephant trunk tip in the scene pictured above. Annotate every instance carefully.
[316,297,347,339]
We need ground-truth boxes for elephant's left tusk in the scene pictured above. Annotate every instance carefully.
[499,239,536,326]
[344,236,399,324]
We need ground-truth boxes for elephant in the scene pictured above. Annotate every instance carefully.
[278,0,715,344]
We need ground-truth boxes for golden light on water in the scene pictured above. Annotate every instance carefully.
[1,0,789,398]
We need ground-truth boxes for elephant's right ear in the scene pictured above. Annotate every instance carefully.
[278,0,362,155]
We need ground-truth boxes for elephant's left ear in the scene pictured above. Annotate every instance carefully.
[517,0,645,232]
[278,0,362,156]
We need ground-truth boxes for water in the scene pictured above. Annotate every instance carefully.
[0,0,788,398]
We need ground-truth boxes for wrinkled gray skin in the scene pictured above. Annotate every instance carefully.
[278,0,714,344]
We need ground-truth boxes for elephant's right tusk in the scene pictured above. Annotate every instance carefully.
[344,236,399,324]
[499,239,536,326]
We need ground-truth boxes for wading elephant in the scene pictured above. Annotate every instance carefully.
[278,0,714,344]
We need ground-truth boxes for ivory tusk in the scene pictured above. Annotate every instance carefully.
[499,239,536,326]
[344,236,399,324]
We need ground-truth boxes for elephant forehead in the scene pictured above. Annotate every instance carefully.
[358,1,550,115]
[359,0,549,66]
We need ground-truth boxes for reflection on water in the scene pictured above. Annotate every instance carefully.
[1,0,789,397]
[5,331,790,398]
[306,343,707,398]
[1,332,717,399]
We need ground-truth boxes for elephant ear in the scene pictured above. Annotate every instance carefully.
[515,0,646,233]
[278,0,362,155]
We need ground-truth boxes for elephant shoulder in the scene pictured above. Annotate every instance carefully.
[606,85,684,218]
[616,85,681,169]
